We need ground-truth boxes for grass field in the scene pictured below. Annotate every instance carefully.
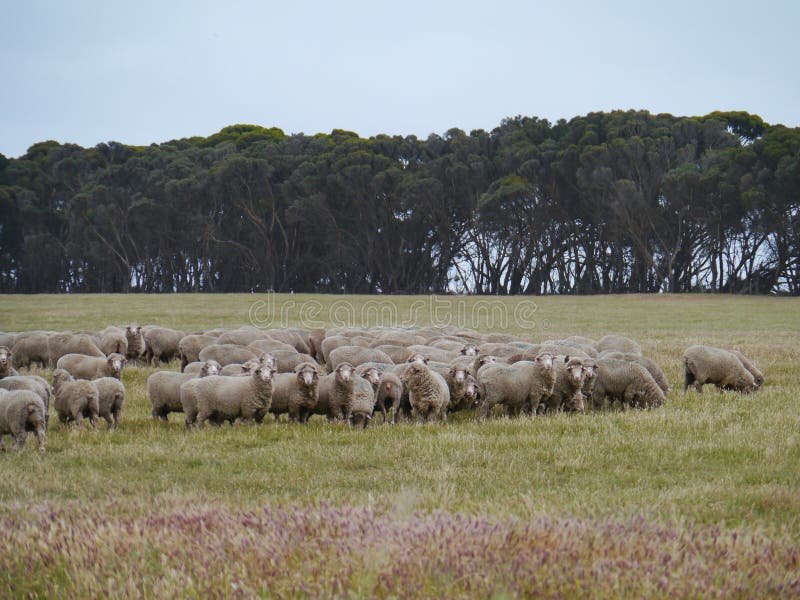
[1,293,799,597]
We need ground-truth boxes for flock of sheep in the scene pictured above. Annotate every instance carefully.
[0,324,765,451]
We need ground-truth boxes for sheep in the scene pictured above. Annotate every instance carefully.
[371,345,414,364]
[328,346,394,370]
[400,362,450,423]
[141,327,184,366]
[307,328,327,364]
[320,335,368,365]
[592,358,665,409]
[52,369,99,427]
[91,377,125,429]
[262,329,310,354]
[372,331,426,347]
[97,326,128,356]
[186,364,275,429]
[269,362,320,423]
[355,364,386,421]
[444,365,478,412]
[263,349,319,373]
[313,363,356,421]
[0,389,46,451]
[683,345,758,394]
[0,346,18,378]
[248,338,299,356]
[184,359,222,375]
[731,350,764,389]
[598,351,669,394]
[484,333,520,343]
[581,360,599,407]
[429,339,469,353]
[349,375,377,428]
[47,332,106,366]
[148,360,220,421]
[476,343,522,358]
[0,332,18,349]
[541,356,587,414]
[404,345,459,364]
[220,359,262,377]
[56,353,126,381]
[596,334,642,356]
[555,338,599,358]
[178,334,217,371]
[376,372,403,423]
[125,324,146,363]
[0,375,51,422]
[476,353,556,419]
[11,333,51,369]
[217,328,274,346]
[198,344,260,367]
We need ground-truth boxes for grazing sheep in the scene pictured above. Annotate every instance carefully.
[184,359,222,375]
[198,344,260,367]
[91,377,125,429]
[47,332,105,366]
[97,326,128,356]
[0,375,51,422]
[376,372,403,423]
[599,351,669,394]
[596,334,642,356]
[142,327,184,366]
[178,334,217,371]
[217,328,273,346]
[542,356,587,413]
[0,389,46,451]
[11,333,51,369]
[220,359,262,377]
[56,353,126,381]
[313,363,356,421]
[731,350,764,389]
[476,353,556,419]
[148,360,220,421]
[188,365,275,429]
[349,375,377,428]
[52,369,99,427]
[592,358,665,409]
[125,324,146,363]
[269,362,320,423]
[400,362,450,423]
[683,345,758,394]
[0,346,18,378]
[329,346,394,370]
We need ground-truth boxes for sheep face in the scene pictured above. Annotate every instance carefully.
[125,325,141,337]
[450,366,467,383]
[335,363,353,383]
[255,365,274,382]
[107,353,126,376]
[295,363,319,387]
[359,367,380,386]
[240,359,261,375]
[535,353,555,370]
[464,376,478,406]
[259,353,278,371]
[0,346,11,367]
[407,353,428,365]
[200,361,220,377]
[565,358,586,388]
[461,344,478,356]
[476,355,496,370]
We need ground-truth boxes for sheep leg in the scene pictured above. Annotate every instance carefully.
[112,410,121,429]
[104,414,114,429]
[12,431,27,451]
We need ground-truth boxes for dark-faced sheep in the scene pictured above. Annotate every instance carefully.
[189,364,275,428]
[683,345,758,394]
[0,389,46,451]
[125,325,146,364]
[91,377,125,429]
[400,362,450,423]
[52,369,99,427]
[476,353,556,419]
[269,362,320,423]
[56,353,126,381]
[313,363,356,421]
[149,360,220,421]
[592,358,665,409]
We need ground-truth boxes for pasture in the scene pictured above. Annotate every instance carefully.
[1,293,799,598]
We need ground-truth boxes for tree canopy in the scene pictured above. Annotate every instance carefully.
[1,111,798,294]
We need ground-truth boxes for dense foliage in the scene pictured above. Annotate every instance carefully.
[1,110,797,294]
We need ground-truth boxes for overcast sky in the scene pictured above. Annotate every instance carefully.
[1,0,798,158]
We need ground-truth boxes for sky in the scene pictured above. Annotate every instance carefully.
[1,0,798,158]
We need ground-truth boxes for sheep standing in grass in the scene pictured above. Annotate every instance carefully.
[125,325,146,364]
[97,326,128,357]
[313,363,356,421]
[178,334,217,371]
[269,362,320,423]
[476,353,556,419]
[143,327,184,366]
[592,358,665,409]
[91,377,125,429]
[0,389,46,451]
[220,359,263,377]
[542,356,587,413]
[0,375,51,423]
[683,345,758,394]
[47,333,105,367]
[11,333,50,369]
[349,375,377,428]
[191,364,275,429]
[56,353,126,381]
[0,346,18,378]
[148,360,220,421]
[599,351,669,394]
[376,372,402,423]
[400,362,450,423]
[52,369,99,427]
[198,344,260,367]
[596,334,642,356]
[329,346,394,370]
[731,350,764,389]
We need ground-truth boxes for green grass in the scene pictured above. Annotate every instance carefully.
[1,293,799,597]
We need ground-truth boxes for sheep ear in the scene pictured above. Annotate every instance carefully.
[564,355,569,363]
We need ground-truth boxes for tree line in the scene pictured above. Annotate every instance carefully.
[0,110,798,294]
